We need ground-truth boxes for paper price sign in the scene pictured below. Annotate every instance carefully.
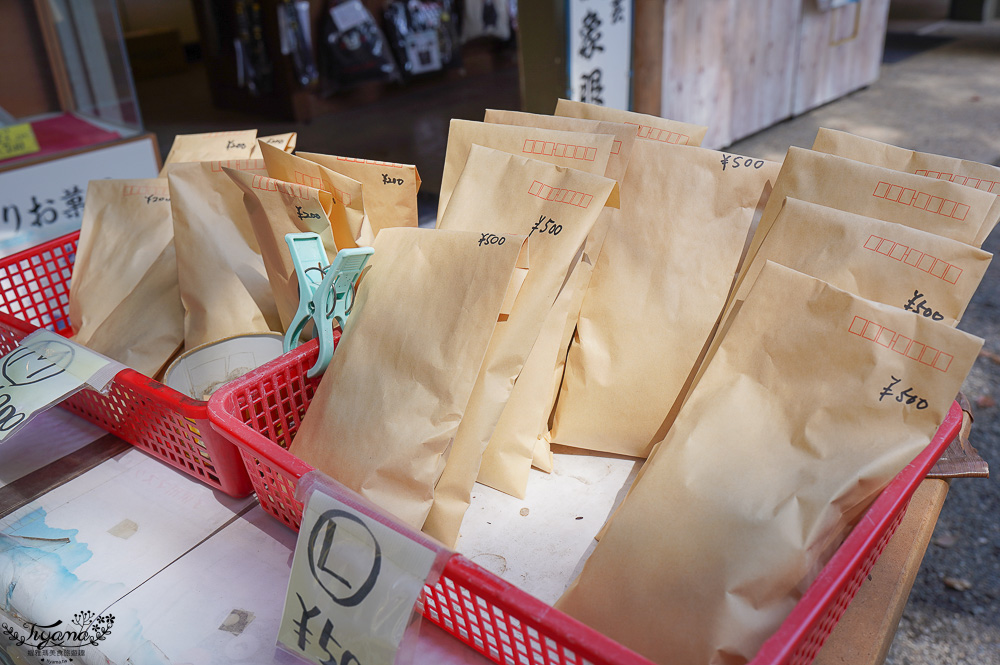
[0,330,121,442]
[279,477,444,665]
[0,123,40,161]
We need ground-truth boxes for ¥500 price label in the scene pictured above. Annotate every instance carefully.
[0,124,41,162]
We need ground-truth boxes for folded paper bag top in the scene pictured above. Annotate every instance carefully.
[667,197,991,458]
[812,127,1000,247]
[161,130,258,171]
[728,147,999,334]
[423,146,619,545]
[555,262,983,665]
[296,151,421,235]
[164,158,282,349]
[258,141,375,250]
[733,197,992,328]
[741,147,996,285]
[554,98,708,148]
[289,227,530,530]
[436,119,616,224]
[250,131,298,155]
[224,168,347,332]
[483,108,639,183]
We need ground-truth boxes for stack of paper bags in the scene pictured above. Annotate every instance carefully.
[67,130,302,379]
[556,261,983,665]
[554,128,997,665]
[290,146,621,530]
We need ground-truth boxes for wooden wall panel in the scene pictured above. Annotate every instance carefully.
[792,0,892,115]
[659,0,800,149]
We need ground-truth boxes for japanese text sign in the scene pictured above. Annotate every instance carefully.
[567,0,633,110]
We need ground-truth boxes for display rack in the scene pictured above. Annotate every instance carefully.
[190,0,515,122]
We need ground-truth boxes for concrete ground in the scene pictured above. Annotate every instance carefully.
[730,20,1000,665]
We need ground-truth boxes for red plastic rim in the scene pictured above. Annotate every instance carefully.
[0,231,253,497]
[207,338,963,665]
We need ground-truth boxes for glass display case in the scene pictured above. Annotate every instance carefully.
[0,0,144,167]
[0,0,159,256]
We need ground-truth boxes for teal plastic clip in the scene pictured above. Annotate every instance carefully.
[284,232,373,377]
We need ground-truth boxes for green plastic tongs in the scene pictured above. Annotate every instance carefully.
[283,232,373,377]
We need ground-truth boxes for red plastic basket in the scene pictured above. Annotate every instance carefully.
[0,232,253,497]
[207,340,963,665]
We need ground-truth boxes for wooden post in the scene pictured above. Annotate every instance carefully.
[31,0,75,113]
[632,0,664,116]
[517,1,568,114]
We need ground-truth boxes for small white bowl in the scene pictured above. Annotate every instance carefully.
[164,333,285,400]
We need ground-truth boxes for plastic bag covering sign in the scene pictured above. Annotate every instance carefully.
[0,123,40,161]
[567,0,633,110]
[0,330,120,442]
[279,487,437,665]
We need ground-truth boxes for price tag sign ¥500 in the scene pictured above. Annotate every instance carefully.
[0,330,123,443]
[278,477,444,665]
[0,124,41,162]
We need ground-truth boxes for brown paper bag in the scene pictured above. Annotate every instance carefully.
[437,120,616,224]
[554,98,708,148]
[483,109,641,471]
[422,145,619,545]
[251,132,298,155]
[164,159,282,348]
[258,141,375,249]
[76,241,185,379]
[69,178,184,378]
[556,262,983,665]
[70,179,175,342]
[742,147,996,278]
[812,128,1000,246]
[734,197,992,327]
[290,228,530,529]
[161,130,258,170]
[549,143,780,458]
[484,109,638,183]
[656,196,993,464]
[224,169,343,331]
[296,152,421,235]
[730,148,1000,333]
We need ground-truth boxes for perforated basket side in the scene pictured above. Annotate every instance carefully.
[784,506,907,665]
[207,338,965,665]
[422,555,657,665]
[208,340,658,665]
[0,232,253,497]
[218,340,322,529]
[751,401,963,665]
[0,232,77,332]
